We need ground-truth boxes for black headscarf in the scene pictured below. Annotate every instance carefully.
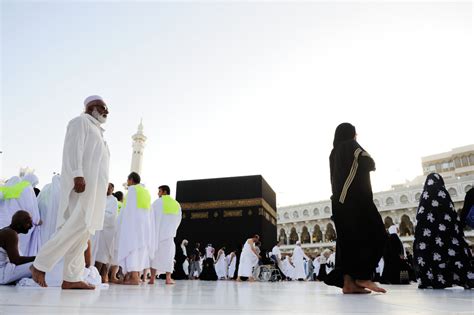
[330,123,371,202]
[460,188,474,227]
[332,123,356,148]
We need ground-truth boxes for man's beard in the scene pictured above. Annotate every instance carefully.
[19,227,30,234]
[15,224,30,234]
[91,108,107,124]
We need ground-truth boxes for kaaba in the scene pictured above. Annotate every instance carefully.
[176,175,277,252]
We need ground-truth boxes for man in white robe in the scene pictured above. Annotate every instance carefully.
[281,255,295,280]
[271,241,282,261]
[37,175,61,247]
[189,243,202,279]
[109,192,124,284]
[150,185,182,285]
[92,183,118,283]
[292,241,309,280]
[312,254,321,280]
[237,234,260,281]
[326,248,336,274]
[271,241,286,278]
[180,240,189,277]
[0,174,42,256]
[0,211,35,284]
[116,172,153,285]
[215,247,228,279]
[30,95,110,289]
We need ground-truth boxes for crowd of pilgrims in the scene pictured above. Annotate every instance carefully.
[0,172,183,286]
[1,168,473,289]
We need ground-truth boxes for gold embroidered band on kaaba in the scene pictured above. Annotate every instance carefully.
[180,198,277,220]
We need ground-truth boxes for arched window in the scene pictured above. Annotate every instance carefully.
[283,212,289,219]
[289,227,298,245]
[400,214,414,236]
[312,224,323,243]
[301,226,311,244]
[448,187,458,197]
[313,208,320,216]
[384,216,394,229]
[278,228,287,244]
[292,211,299,219]
[303,209,309,217]
[373,199,380,207]
[325,223,337,242]
[324,206,331,214]
[400,195,409,204]
[455,158,462,168]
[415,192,421,202]
[464,185,472,193]
[386,197,395,206]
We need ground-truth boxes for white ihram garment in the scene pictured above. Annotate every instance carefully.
[33,113,110,282]
[0,248,32,284]
[116,185,153,273]
[326,252,336,274]
[37,175,61,247]
[150,197,182,274]
[312,256,321,277]
[281,257,296,279]
[292,246,308,280]
[0,180,41,256]
[237,241,259,278]
[92,195,118,264]
[227,254,236,279]
[215,250,228,279]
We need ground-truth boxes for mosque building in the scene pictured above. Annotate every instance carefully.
[277,145,474,253]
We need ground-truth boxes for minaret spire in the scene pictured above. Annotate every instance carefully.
[130,119,147,175]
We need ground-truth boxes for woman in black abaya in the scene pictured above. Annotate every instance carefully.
[325,123,387,294]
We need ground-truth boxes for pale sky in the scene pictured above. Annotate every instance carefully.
[1,1,472,206]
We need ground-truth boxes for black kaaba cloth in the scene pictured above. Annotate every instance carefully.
[176,175,277,251]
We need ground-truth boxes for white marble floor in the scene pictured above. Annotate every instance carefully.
[0,280,473,315]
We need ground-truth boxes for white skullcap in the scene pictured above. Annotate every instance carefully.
[296,241,301,246]
[388,225,398,235]
[84,95,104,108]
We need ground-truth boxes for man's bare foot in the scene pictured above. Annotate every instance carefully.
[109,277,122,284]
[148,278,155,285]
[165,279,175,285]
[61,281,95,290]
[248,277,255,282]
[355,280,387,293]
[30,265,47,287]
[101,274,109,284]
[123,279,141,285]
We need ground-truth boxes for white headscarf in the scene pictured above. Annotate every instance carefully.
[22,173,39,188]
[181,239,188,256]
[388,224,399,235]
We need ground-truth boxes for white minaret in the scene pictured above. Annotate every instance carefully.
[130,119,147,175]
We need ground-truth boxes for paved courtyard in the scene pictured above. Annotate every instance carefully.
[1,280,473,314]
